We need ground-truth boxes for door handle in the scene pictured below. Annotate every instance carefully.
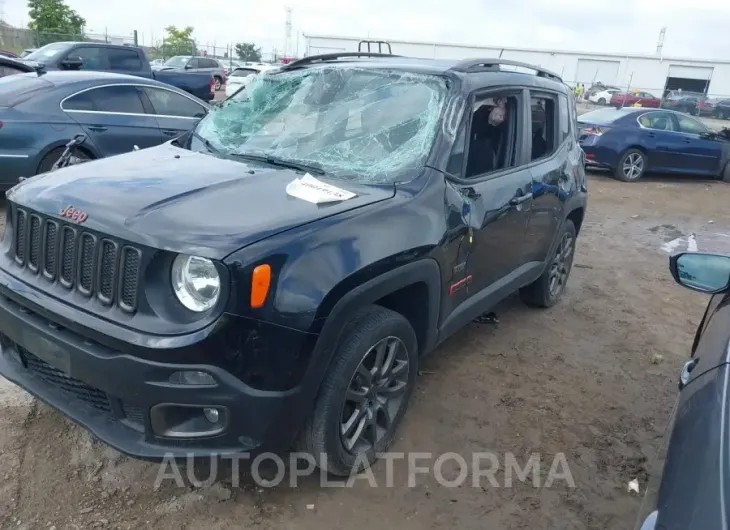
[161,129,179,137]
[87,125,107,132]
[646,132,656,138]
[509,192,533,206]
[682,139,692,143]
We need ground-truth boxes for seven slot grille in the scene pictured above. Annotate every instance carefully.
[13,206,141,311]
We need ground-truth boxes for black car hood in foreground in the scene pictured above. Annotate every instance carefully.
[7,144,395,259]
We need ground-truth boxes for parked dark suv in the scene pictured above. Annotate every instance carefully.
[0,53,587,475]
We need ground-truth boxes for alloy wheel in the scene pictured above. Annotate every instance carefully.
[214,77,222,91]
[549,232,574,297]
[340,336,410,454]
[622,152,644,180]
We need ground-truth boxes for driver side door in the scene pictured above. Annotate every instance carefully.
[671,113,724,175]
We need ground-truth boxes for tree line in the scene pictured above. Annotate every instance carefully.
[26,0,262,61]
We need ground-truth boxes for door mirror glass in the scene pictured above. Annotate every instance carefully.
[671,252,730,293]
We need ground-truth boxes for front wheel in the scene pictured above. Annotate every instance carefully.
[37,147,90,175]
[520,220,577,308]
[614,148,646,182]
[297,305,418,476]
[598,97,607,105]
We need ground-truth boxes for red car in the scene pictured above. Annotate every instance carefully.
[610,91,661,108]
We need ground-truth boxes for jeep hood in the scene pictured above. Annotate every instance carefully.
[7,143,394,259]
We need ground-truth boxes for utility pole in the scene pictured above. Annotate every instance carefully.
[656,27,666,58]
[284,6,292,58]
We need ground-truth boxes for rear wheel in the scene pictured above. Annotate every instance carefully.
[719,110,728,120]
[37,147,90,175]
[213,76,222,91]
[614,148,646,182]
[297,305,418,476]
[520,220,577,308]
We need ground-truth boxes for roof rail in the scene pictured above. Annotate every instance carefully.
[281,52,400,70]
[358,40,393,55]
[450,59,562,81]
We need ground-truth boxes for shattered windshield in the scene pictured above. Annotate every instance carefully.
[192,66,449,183]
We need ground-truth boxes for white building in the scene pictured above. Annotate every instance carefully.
[303,34,730,99]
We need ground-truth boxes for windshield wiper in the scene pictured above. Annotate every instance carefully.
[231,152,325,175]
[191,131,223,156]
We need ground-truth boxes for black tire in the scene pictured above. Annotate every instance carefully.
[719,110,728,120]
[297,305,418,476]
[213,76,222,91]
[613,148,646,182]
[520,219,577,308]
[37,147,90,175]
[597,97,606,105]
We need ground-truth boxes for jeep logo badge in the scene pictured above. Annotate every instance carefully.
[60,205,88,224]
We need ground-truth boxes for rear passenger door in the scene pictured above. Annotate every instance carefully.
[140,86,208,139]
[61,85,162,156]
[523,90,571,263]
[448,88,534,301]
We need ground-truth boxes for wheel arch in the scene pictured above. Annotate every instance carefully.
[313,259,442,359]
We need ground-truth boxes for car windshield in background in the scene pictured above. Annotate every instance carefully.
[0,74,54,106]
[194,67,449,183]
[163,56,189,68]
[580,108,635,123]
[23,42,69,62]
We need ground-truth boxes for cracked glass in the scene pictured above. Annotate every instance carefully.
[193,66,449,183]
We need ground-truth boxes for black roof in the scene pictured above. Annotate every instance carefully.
[279,53,567,93]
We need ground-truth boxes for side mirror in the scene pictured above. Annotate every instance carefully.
[669,252,730,293]
[184,64,192,70]
[61,56,83,69]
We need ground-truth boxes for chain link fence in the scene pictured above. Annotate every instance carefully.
[0,27,288,64]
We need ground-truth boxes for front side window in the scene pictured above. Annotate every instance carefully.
[163,56,190,68]
[193,67,449,183]
[143,87,207,118]
[71,47,108,70]
[455,92,519,178]
[676,114,708,135]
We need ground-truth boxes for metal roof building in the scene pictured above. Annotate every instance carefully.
[304,34,730,99]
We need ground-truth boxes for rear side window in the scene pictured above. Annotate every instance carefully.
[0,75,54,106]
[200,58,219,68]
[142,87,207,118]
[107,48,142,71]
[530,95,558,161]
[558,94,570,144]
[63,85,146,114]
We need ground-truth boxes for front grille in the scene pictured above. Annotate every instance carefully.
[23,348,111,412]
[12,205,142,312]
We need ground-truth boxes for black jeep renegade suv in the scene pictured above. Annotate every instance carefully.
[0,53,587,475]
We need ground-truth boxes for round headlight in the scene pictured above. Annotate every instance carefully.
[171,254,220,312]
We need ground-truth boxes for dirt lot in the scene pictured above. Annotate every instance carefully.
[0,171,728,530]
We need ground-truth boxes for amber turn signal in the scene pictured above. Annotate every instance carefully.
[250,264,271,308]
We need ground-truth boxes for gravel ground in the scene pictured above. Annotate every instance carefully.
[1,106,729,529]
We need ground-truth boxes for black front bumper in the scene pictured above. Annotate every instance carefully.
[0,277,315,459]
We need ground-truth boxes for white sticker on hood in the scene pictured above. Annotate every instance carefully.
[286,173,357,204]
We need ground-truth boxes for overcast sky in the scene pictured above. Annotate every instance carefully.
[4,0,730,59]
